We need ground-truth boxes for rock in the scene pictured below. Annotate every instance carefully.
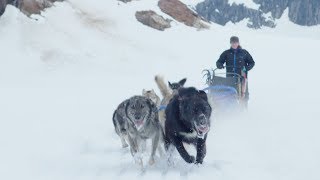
[256,0,320,26]
[0,0,19,16]
[158,0,208,29]
[1,0,63,17]
[118,0,132,3]
[135,10,171,31]
[18,0,55,15]
[0,0,6,16]
[254,0,289,19]
[196,0,275,29]
[196,0,320,28]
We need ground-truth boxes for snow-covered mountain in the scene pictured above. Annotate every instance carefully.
[196,0,320,28]
[2,0,320,28]
[0,0,320,180]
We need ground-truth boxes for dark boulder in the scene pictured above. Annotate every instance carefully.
[118,0,132,3]
[0,0,6,16]
[135,10,171,31]
[159,0,208,29]
[19,0,61,15]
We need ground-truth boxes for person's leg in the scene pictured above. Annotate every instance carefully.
[244,82,249,109]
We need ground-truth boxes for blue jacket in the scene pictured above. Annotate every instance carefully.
[216,47,255,77]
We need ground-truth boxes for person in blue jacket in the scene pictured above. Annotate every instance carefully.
[216,36,255,108]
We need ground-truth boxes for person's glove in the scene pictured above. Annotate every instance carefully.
[217,63,224,69]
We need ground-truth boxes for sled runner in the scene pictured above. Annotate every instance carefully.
[203,67,247,112]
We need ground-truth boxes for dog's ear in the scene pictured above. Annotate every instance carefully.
[179,78,187,86]
[142,89,146,94]
[199,90,208,101]
[168,81,173,88]
[151,89,155,93]
[146,98,157,112]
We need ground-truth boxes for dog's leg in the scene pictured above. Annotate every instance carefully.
[166,144,175,166]
[140,139,147,153]
[196,137,207,164]
[149,130,160,165]
[157,128,165,157]
[173,138,195,164]
[133,137,144,169]
[164,134,176,166]
[120,134,129,148]
[127,134,137,156]
[157,145,165,158]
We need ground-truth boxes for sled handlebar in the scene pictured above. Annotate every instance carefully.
[203,67,243,79]
[215,66,246,71]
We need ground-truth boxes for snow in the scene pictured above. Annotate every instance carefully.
[228,0,260,9]
[0,1,320,180]
[180,0,205,8]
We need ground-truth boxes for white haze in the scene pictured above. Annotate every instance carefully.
[0,0,319,180]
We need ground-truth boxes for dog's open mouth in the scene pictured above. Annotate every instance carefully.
[195,123,209,139]
[134,119,144,130]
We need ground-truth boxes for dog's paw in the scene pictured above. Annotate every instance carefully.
[134,153,144,167]
[149,158,155,166]
[122,143,129,148]
[195,159,203,164]
[135,158,143,167]
[167,157,175,167]
[185,155,195,164]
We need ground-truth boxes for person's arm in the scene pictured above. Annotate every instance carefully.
[216,51,227,69]
[244,50,255,71]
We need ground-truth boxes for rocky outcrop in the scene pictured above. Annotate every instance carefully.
[0,0,19,16]
[158,0,208,29]
[135,10,171,31]
[19,0,63,16]
[196,0,275,28]
[0,0,63,17]
[254,0,288,19]
[118,0,132,3]
[196,0,320,28]
[0,0,6,16]
[255,0,320,26]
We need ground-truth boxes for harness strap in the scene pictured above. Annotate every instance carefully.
[158,105,167,111]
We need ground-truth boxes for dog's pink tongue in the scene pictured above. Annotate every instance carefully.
[136,120,143,126]
[199,126,209,133]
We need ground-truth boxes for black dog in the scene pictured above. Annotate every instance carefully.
[168,78,187,91]
[164,87,212,164]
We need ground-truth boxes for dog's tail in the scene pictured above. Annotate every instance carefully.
[155,75,171,98]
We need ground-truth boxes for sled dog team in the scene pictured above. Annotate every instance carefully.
[112,75,212,167]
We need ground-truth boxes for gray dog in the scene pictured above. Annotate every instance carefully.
[113,96,162,166]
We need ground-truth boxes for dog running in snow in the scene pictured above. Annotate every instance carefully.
[164,87,212,164]
[154,75,186,129]
[112,96,162,166]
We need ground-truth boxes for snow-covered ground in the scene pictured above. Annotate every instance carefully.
[228,0,260,9]
[0,0,320,180]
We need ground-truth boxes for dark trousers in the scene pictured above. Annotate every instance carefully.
[243,80,249,109]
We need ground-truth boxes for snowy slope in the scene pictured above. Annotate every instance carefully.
[0,1,320,180]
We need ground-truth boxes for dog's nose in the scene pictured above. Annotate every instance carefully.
[135,115,141,120]
[199,115,206,125]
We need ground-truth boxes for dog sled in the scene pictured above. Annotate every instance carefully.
[203,67,248,112]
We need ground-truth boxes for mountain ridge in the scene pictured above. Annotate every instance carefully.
[196,0,320,28]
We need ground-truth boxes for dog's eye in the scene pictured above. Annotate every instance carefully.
[141,104,144,108]
[132,105,136,109]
